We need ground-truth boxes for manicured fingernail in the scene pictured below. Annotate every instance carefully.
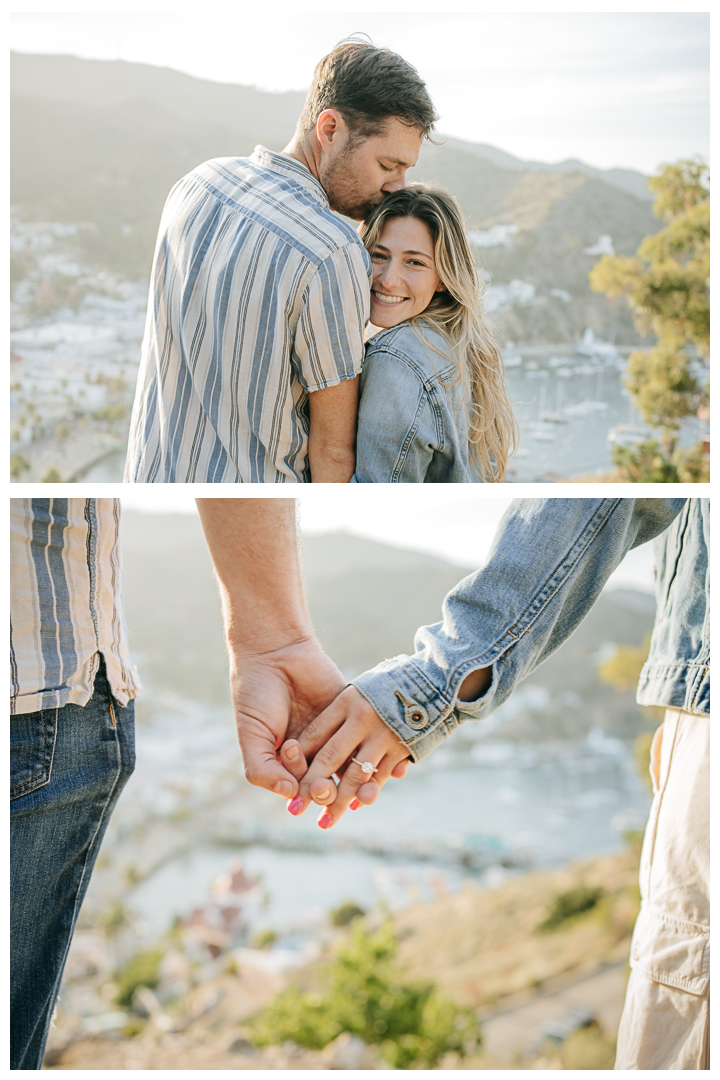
[317,811,333,830]
[287,795,304,816]
[284,742,300,762]
[274,780,293,798]
[349,799,361,810]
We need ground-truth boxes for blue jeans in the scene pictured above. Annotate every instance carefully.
[10,657,135,1070]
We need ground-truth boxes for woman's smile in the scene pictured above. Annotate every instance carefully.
[369,216,443,328]
[372,290,408,305]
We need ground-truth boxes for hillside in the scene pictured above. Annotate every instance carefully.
[120,512,655,740]
[11,51,659,343]
[45,845,638,1069]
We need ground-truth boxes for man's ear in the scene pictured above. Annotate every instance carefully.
[316,109,346,155]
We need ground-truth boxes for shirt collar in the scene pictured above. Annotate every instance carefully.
[250,145,329,208]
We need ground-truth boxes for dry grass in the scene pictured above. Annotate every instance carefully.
[392,849,639,1011]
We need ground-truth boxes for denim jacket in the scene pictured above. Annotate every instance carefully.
[353,320,475,483]
[352,499,708,762]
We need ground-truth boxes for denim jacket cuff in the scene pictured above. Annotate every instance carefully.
[351,656,501,763]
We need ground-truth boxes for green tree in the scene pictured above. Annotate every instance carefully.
[590,159,709,476]
[597,634,652,693]
[247,922,481,1069]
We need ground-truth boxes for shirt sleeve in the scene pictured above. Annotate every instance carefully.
[351,498,687,761]
[354,348,438,483]
[293,242,371,393]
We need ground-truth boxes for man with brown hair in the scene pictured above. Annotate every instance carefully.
[125,40,437,485]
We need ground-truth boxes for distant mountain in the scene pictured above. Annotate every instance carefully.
[11,51,661,343]
[10,51,306,145]
[442,136,652,202]
[120,511,655,740]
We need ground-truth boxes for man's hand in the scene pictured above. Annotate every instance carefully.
[230,636,346,798]
[196,498,346,800]
[284,685,411,827]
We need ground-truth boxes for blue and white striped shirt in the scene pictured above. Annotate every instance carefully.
[125,146,372,483]
[10,499,141,715]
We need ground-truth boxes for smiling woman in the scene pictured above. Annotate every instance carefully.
[354,184,517,484]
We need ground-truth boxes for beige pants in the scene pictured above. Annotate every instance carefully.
[615,709,710,1069]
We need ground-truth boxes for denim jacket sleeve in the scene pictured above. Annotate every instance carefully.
[354,343,452,484]
[352,498,686,761]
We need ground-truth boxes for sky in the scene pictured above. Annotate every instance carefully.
[9,10,709,174]
[118,490,657,594]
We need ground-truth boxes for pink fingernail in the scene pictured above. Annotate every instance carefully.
[349,799,361,810]
[318,811,333,830]
[287,796,304,816]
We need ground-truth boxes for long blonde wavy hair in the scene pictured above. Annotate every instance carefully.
[360,183,517,482]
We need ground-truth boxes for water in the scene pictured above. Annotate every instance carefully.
[100,702,651,939]
[504,348,703,480]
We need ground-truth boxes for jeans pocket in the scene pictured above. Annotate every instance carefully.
[10,708,58,799]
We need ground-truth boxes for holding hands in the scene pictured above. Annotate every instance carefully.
[198,499,489,831]
[283,686,411,827]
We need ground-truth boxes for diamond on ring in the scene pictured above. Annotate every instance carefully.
[351,758,378,775]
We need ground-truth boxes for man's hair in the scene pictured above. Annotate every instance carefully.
[297,39,438,140]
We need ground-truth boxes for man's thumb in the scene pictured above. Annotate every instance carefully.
[241,742,298,799]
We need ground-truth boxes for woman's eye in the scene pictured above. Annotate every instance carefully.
[379,163,392,172]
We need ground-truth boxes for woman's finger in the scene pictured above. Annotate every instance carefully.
[352,780,380,807]
[391,758,410,780]
[317,743,408,827]
[350,753,410,808]
[296,688,353,761]
[295,722,368,811]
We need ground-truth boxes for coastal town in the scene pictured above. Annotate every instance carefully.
[10,216,146,482]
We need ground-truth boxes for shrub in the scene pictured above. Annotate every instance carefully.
[537,886,604,932]
[559,1024,616,1069]
[115,948,164,1008]
[251,929,277,950]
[613,440,679,483]
[247,922,481,1068]
[92,403,129,423]
[330,901,366,927]
[10,454,30,479]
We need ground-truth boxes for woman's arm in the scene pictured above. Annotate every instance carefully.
[354,349,438,483]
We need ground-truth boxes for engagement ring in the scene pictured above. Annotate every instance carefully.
[351,758,378,775]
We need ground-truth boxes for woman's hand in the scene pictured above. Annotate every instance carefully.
[283,686,411,827]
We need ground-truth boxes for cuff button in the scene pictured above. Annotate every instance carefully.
[404,703,429,730]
